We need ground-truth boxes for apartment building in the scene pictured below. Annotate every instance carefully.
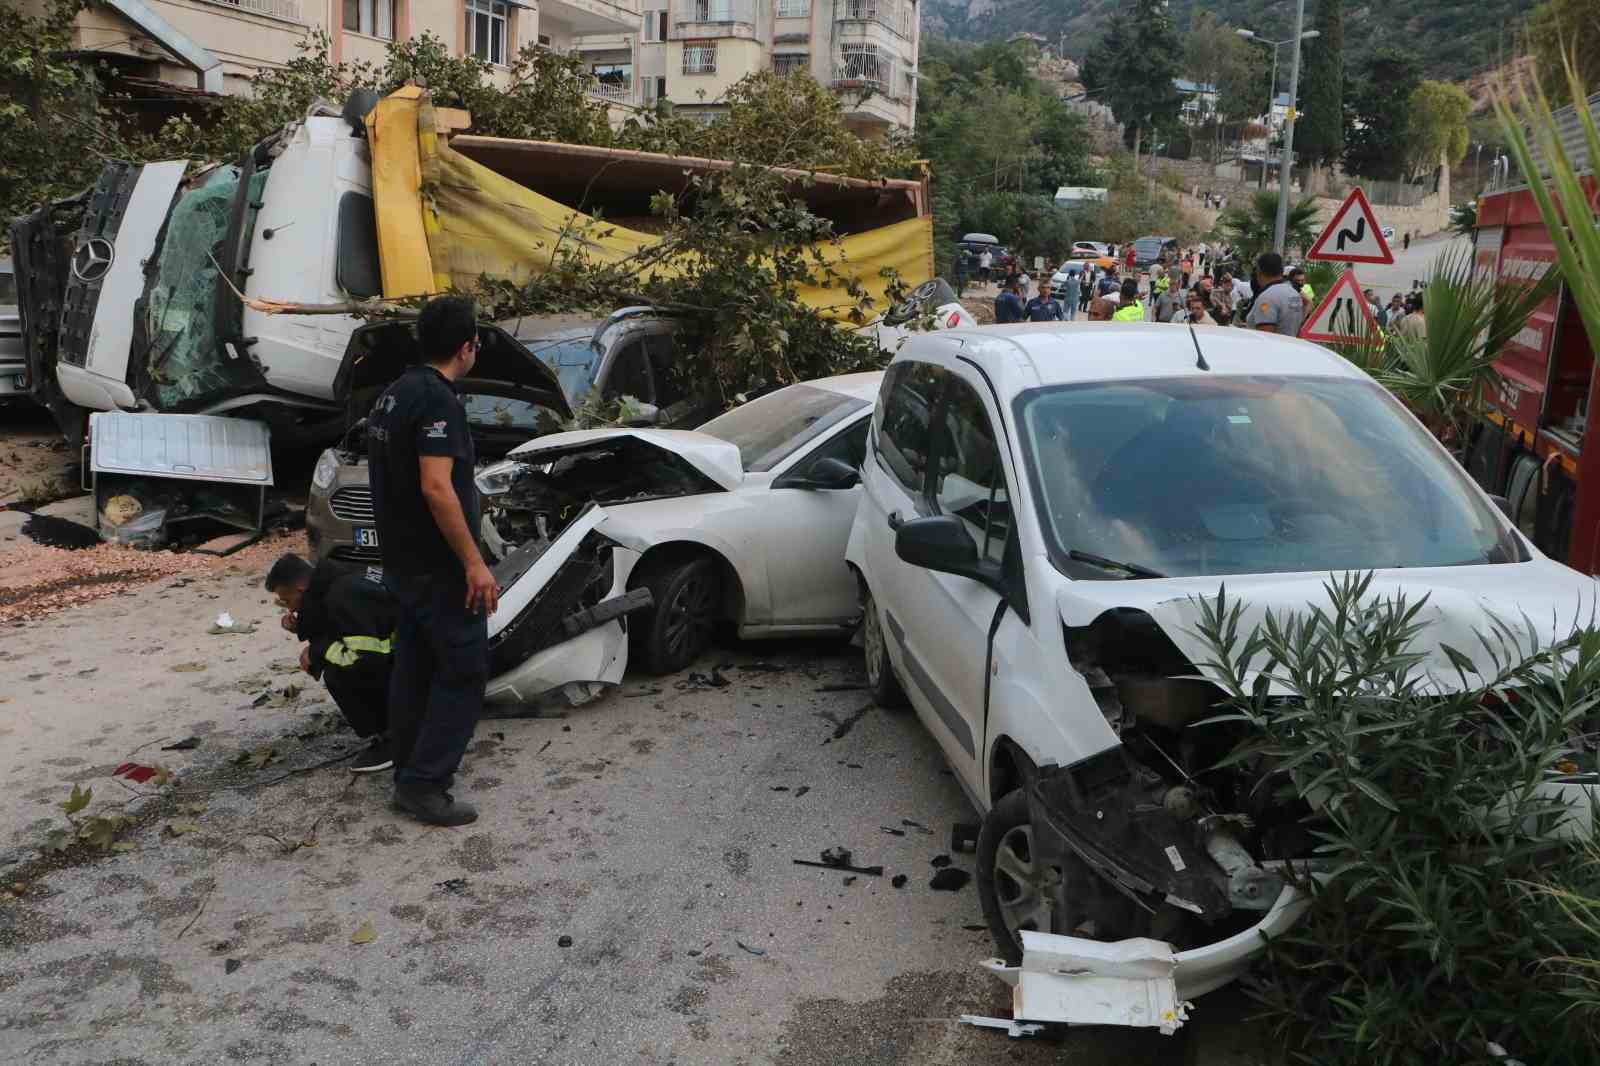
[606,0,919,135]
[32,0,641,106]
[31,0,914,135]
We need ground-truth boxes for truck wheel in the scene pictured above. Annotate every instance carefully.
[977,788,1062,965]
[861,585,907,708]
[632,555,721,675]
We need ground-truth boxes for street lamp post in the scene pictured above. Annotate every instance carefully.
[1238,17,1318,255]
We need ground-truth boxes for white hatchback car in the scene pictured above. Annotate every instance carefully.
[846,323,1596,1002]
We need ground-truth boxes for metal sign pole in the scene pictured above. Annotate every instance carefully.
[1273,0,1307,256]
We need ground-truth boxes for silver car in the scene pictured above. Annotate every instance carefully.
[0,258,29,403]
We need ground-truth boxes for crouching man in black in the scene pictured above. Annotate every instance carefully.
[266,553,399,773]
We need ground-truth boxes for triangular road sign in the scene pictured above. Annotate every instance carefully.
[1306,187,1394,265]
[1300,270,1383,345]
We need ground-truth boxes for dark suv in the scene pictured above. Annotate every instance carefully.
[1131,235,1180,269]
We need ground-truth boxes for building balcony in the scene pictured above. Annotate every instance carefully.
[200,0,303,21]
[832,51,902,101]
[589,77,636,104]
[834,0,911,38]
[673,0,756,38]
[542,0,639,37]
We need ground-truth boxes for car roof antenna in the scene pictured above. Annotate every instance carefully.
[1188,327,1210,371]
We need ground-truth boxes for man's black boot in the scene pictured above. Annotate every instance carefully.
[393,783,478,826]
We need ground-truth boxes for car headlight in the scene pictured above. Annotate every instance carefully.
[311,449,339,492]
[476,459,526,497]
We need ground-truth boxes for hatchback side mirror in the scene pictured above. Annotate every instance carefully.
[895,515,1003,593]
[776,456,859,491]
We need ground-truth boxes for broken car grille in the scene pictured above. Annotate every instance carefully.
[328,486,375,523]
[488,531,613,677]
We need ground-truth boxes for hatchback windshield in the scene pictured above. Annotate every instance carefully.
[697,385,868,472]
[523,334,602,404]
[1015,376,1523,579]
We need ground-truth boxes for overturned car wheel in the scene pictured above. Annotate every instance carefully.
[631,555,721,675]
[978,789,1064,965]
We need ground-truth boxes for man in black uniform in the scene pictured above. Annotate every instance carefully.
[265,553,398,773]
[367,295,499,826]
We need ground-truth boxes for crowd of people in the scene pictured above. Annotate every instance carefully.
[982,240,1426,342]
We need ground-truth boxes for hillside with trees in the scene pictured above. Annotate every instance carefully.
[921,0,1539,83]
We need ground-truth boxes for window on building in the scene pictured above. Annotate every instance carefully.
[839,42,884,86]
[658,8,669,39]
[642,10,656,40]
[776,0,808,16]
[343,0,393,38]
[682,40,717,74]
[693,0,734,21]
[466,0,509,64]
[538,33,550,45]
[773,53,809,76]
[643,75,669,103]
[591,63,633,99]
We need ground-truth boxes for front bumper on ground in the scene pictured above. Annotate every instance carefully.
[979,882,1309,1032]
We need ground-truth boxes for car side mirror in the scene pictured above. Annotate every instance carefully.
[895,515,1003,592]
[776,456,859,491]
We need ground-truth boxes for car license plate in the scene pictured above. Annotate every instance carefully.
[354,528,380,548]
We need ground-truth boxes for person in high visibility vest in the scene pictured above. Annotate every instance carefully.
[267,553,399,773]
[1290,267,1314,311]
[1113,279,1146,321]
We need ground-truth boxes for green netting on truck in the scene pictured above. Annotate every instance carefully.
[144,168,268,408]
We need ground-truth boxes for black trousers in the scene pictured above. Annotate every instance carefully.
[384,569,488,792]
[321,654,391,738]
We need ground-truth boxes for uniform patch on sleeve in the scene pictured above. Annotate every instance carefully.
[425,420,449,439]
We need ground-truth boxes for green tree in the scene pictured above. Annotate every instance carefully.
[0,0,126,224]
[1405,79,1472,180]
[1294,0,1345,171]
[1217,189,1320,264]
[1343,48,1423,180]
[1082,1,1183,168]
[1184,11,1247,164]
[1525,0,1600,107]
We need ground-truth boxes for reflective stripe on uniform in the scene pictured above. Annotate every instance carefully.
[324,634,393,667]
[1113,304,1145,322]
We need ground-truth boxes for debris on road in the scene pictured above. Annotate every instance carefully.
[879,826,905,836]
[794,786,810,798]
[351,920,377,945]
[558,935,574,948]
[930,868,971,892]
[977,934,1192,1033]
[435,879,470,894]
[208,611,258,635]
[959,1014,1043,1039]
[901,819,933,835]
[161,737,202,751]
[225,958,243,975]
[794,847,884,877]
[930,854,952,868]
[891,874,908,888]
[735,940,767,956]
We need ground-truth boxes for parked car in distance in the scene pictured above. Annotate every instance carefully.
[846,321,1597,1005]
[958,234,1015,275]
[0,258,29,404]
[1070,241,1109,257]
[1131,235,1179,268]
[1066,251,1116,271]
[477,372,881,674]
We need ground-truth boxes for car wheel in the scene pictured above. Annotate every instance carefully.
[978,788,1064,965]
[632,555,721,675]
[861,585,907,709]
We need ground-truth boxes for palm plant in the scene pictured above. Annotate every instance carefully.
[1493,54,1600,363]
[1215,190,1319,265]
[1375,242,1561,443]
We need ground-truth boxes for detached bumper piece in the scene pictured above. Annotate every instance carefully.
[489,529,616,677]
[976,933,1190,1034]
[561,586,653,638]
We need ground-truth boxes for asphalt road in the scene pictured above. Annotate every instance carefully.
[0,533,1268,1064]
[1348,231,1472,303]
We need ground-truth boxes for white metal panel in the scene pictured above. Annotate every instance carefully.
[89,412,273,485]
[83,161,189,396]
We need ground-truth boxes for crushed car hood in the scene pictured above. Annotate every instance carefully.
[1056,559,1600,689]
[505,429,744,491]
[334,320,570,414]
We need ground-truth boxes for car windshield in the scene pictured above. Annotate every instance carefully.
[462,392,566,435]
[1015,376,1523,579]
[523,335,602,404]
[697,384,868,472]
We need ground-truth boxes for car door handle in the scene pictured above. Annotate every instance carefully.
[887,511,902,531]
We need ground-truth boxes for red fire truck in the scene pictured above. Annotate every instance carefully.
[1471,166,1600,573]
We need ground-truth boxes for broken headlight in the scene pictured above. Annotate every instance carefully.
[476,458,528,498]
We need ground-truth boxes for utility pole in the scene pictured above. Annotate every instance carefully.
[1273,0,1307,256]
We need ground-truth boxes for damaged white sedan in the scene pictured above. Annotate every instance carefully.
[847,323,1599,1027]
[480,372,880,702]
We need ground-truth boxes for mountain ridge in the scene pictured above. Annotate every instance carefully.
[918,0,1539,84]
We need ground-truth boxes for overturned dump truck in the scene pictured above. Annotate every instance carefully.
[8,88,935,449]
